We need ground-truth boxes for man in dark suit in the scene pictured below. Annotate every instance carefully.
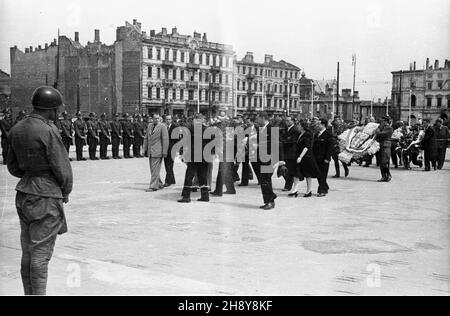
[133,114,145,158]
[434,118,448,170]
[256,112,277,210]
[239,118,260,186]
[178,114,210,203]
[59,111,73,157]
[281,116,300,191]
[313,118,334,197]
[421,118,438,171]
[164,115,178,187]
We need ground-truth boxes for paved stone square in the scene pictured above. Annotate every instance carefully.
[0,150,449,295]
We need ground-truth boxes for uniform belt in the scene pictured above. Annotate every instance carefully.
[24,170,54,177]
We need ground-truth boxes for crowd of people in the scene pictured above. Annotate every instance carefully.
[1,106,449,209]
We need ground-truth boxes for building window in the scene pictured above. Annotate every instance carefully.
[199,72,203,82]
[411,94,416,107]
[156,48,161,60]
[180,51,185,63]
[206,54,210,65]
[199,54,203,65]
[438,81,443,89]
[173,50,178,62]
[437,97,442,108]
[243,82,246,90]
[173,69,177,80]
[165,49,169,61]
[427,82,433,90]
[157,68,161,79]
[172,90,176,101]
[156,88,160,99]
[148,47,153,59]
[219,92,222,102]
[181,70,184,81]
[148,67,152,78]
[427,97,432,108]
[243,67,246,75]
[237,96,240,107]
[165,69,169,79]
[164,88,169,100]
[180,89,184,100]
[226,57,230,68]
[225,92,229,103]
[213,55,217,66]
[148,87,152,99]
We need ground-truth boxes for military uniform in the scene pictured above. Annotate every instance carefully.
[110,115,122,159]
[73,115,87,161]
[6,86,73,296]
[375,120,394,181]
[121,115,134,158]
[59,116,73,154]
[98,115,111,160]
[132,116,145,158]
[0,112,13,164]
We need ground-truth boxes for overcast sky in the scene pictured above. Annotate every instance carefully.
[0,0,448,100]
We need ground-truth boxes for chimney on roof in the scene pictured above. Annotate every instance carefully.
[244,52,254,63]
[413,61,416,70]
[30,46,33,52]
[434,59,439,69]
[25,48,30,53]
[445,59,449,69]
[75,32,79,42]
[409,63,412,71]
[162,27,167,36]
[45,43,48,49]
[194,31,201,39]
[150,30,155,37]
[94,29,100,42]
[172,27,178,35]
[426,58,430,69]
[202,33,208,42]
[133,19,137,25]
[38,45,42,50]
[354,91,359,99]
[264,54,273,64]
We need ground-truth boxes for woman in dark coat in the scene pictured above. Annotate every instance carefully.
[289,121,322,197]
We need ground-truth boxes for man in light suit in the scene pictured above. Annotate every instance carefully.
[143,114,169,192]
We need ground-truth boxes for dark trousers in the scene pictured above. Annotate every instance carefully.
[16,192,65,296]
[214,162,236,195]
[317,161,330,194]
[332,152,349,176]
[379,147,391,179]
[241,160,261,185]
[133,138,142,157]
[260,165,276,204]
[402,147,422,169]
[284,174,294,191]
[123,137,132,158]
[88,137,98,160]
[111,137,121,158]
[1,137,8,164]
[424,149,437,171]
[182,162,210,199]
[436,146,447,169]
[99,137,109,159]
[61,137,71,154]
[75,137,85,160]
[164,155,176,185]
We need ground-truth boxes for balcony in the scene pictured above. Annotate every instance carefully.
[163,79,174,87]
[162,60,174,68]
[187,100,198,106]
[247,89,256,95]
[186,81,199,90]
[247,74,256,80]
[210,82,221,90]
[266,90,274,97]
[210,66,221,73]
[187,63,200,71]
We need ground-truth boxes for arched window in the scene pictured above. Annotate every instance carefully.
[411,94,416,107]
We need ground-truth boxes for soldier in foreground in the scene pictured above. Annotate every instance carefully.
[7,86,73,295]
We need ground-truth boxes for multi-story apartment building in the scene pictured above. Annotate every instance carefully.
[142,27,235,117]
[391,58,450,122]
[235,52,301,115]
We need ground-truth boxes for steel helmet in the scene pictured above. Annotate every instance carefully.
[31,86,64,110]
